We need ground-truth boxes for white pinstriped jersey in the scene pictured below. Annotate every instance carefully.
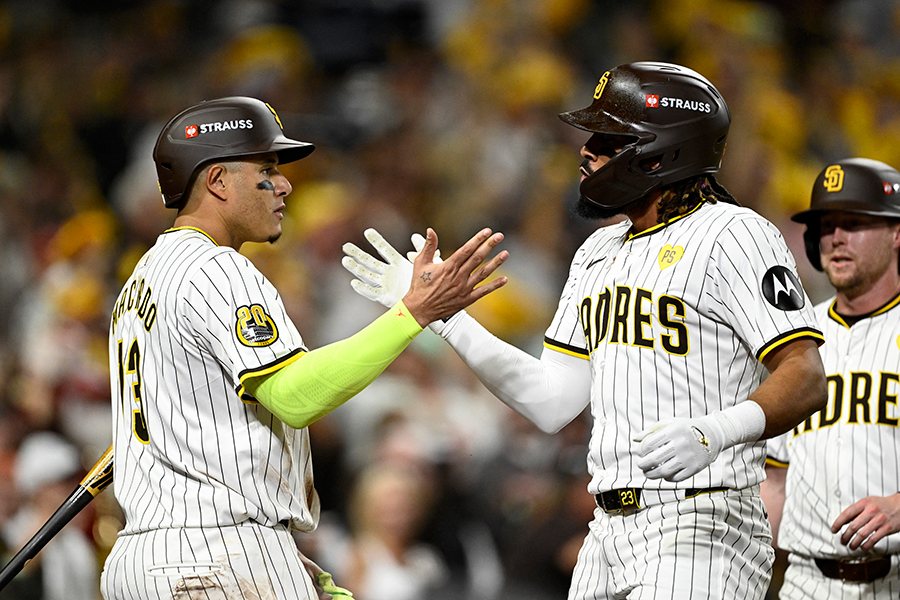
[544,200,823,495]
[108,227,319,535]
[768,295,900,558]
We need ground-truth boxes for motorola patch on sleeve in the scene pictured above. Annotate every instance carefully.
[761,266,805,311]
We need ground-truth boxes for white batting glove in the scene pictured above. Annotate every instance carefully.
[407,231,441,263]
[635,401,766,482]
[342,229,413,308]
[635,417,725,482]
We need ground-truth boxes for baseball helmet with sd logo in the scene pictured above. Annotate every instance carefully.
[153,96,315,209]
[559,62,731,210]
[792,157,900,271]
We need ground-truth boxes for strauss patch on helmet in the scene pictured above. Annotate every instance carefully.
[193,119,255,136]
[657,97,712,113]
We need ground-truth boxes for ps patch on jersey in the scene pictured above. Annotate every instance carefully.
[658,245,684,269]
[235,304,279,347]
[761,266,805,311]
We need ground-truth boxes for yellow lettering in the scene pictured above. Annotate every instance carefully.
[658,296,688,356]
[578,287,688,355]
[611,286,630,344]
[878,372,900,426]
[633,288,653,349]
[593,71,610,100]
[823,165,844,192]
[848,372,873,424]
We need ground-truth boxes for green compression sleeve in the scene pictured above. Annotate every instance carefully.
[243,301,422,428]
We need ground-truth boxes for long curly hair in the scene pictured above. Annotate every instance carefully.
[656,175,737,224]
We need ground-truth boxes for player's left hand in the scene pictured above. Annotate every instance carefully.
[316,572,354,599]
[635,416,725,482]
[342,229,414,308]
[832,494,900,551]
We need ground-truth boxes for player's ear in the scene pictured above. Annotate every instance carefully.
[205,164,229,201]
[888,220,900,256]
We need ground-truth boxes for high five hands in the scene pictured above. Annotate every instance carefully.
[342,227,508,328]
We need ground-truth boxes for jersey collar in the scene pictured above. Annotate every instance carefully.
[163,226,219,246]
[828,290,900,328]
[626,199,705,241]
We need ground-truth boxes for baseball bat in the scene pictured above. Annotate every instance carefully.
[0,444,113,591]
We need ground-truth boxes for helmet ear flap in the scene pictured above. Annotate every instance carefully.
[803,224,822,271]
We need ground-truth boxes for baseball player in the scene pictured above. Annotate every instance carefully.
[99,96,509,600]
[761,158,900,598]
[342,62,828,600]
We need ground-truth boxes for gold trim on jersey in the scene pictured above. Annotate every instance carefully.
[827,291,900,329]
[756,328,825,363]
[164,226,219,245]
[236,348,306,401]
[626,200,705,241]
[765,457,788,469]
[543,337,590,360]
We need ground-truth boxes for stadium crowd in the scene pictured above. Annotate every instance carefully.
[0,0,898,598]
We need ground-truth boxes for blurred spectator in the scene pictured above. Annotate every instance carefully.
[0,431,100,600]
[322,461,450,600]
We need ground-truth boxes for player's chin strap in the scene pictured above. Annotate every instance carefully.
[634,401,767,482]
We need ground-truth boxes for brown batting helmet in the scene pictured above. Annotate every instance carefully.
[153,97,315,209]
[793,157,900,270]
[559,62,731,209]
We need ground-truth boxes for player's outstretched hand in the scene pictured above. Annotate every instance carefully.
[402,227,508,327]
[832,494,900,551]
[342,229,415,308]
[635,417,725,482]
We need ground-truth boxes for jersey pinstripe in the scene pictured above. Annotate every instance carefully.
[108,227,319,535]
[544,201,823,495]
[768,294,900,559]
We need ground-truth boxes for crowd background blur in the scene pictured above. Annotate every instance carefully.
[0,0,896,598]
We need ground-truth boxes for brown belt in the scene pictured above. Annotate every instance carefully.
[813,556,891,582]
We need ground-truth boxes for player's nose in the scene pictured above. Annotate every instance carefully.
[580,145,596,161]
[274,174,292,197]
[830,226,849,244]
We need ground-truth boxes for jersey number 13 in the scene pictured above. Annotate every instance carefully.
[117,339,150,444]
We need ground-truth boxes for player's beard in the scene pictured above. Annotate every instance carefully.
[823,244,894,297]
[575,160,625,220]
[574,196,626,221]
[574,192,655,222]
[573,158,640,221]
